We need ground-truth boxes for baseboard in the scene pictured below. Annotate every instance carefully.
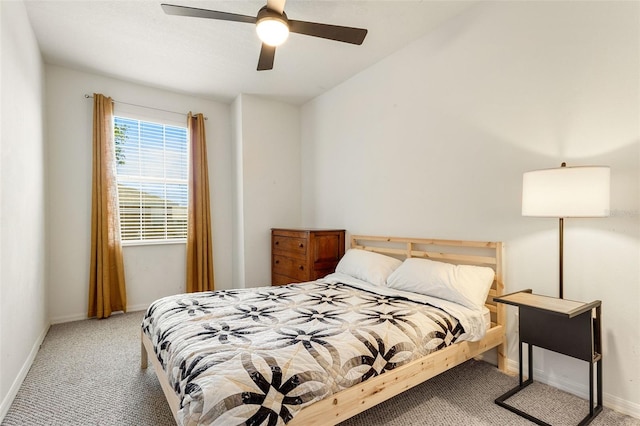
[127,303,149,313]
[50,305,149,325]
[506,358,640,420]
[0,322,50,423]
[605,393,640,420]
[50,312,87,325]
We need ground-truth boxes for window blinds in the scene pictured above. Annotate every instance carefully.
[114,116,188,243]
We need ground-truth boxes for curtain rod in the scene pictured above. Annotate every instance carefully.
[84,94,207,120]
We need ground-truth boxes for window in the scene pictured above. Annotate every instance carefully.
[114,116,188,243]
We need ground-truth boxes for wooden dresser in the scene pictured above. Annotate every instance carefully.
[271,228,346,286]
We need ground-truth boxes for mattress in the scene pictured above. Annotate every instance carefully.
[483,306,491,331]
[143,279,485,425]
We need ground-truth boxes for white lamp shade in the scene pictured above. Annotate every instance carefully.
[522,166,610,217]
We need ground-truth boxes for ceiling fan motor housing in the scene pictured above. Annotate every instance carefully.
[256,6,290,46]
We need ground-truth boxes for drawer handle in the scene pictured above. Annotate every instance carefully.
[299,243,304,248]
[275,260,279,264]
[275,241,280,245]
[299,265,304,270]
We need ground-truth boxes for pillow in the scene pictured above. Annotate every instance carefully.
[386,258,495,310]
[335,249,403,286]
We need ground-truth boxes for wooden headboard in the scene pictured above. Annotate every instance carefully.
[350,235,504,327]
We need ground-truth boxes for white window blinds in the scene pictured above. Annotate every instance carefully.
[114,116,188,243]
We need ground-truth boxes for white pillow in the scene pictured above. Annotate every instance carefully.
[386,258,495,310]
[335,249,403,286]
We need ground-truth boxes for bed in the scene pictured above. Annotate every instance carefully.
[141,235,507,425]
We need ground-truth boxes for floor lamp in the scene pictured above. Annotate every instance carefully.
[521,163,610,299]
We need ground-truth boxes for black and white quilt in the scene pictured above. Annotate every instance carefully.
[142,274,485,426]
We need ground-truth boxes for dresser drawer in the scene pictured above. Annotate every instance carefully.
[272,273,296,286]
[273,254,308,281]
[272,235,307,257]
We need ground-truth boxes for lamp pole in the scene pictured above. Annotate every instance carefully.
[559,216,564,299]
[558,162,566,299]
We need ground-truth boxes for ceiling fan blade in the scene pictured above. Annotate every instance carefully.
[289,20,367,45]
[161,4,256,24]
[257,44,276,71]
[266,0,286,14]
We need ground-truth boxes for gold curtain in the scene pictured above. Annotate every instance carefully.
[88,93,127,318]
[186,112,215,293]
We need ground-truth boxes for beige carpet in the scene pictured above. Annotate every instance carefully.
[2,311,638,426]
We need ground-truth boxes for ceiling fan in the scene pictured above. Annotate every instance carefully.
[161,0,368,71]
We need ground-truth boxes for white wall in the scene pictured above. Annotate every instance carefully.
[233,94,301,288]
[231,97,246,289]
[45,65,234,322]
[0,0,47,419]
[301,1,639,417]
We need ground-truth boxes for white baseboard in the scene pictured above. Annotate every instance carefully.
[127,303,149,313]
[506,358,640,420]
[49,312,87,325]
[50,305,149,325]
[605,393,640,420]
[0,322,50,423]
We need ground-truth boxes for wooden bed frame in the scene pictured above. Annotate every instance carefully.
[141,235,507,425]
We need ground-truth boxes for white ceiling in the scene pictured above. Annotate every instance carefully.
[24,0,476,105]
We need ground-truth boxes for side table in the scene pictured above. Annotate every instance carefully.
[494,289,602,426]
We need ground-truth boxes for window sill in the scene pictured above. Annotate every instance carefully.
[122,239,187,247]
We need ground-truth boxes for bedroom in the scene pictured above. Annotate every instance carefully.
[1,0,639,424]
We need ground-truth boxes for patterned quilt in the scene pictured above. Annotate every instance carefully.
[142,279,474,425]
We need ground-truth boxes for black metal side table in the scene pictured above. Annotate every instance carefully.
[494,289,602,426]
